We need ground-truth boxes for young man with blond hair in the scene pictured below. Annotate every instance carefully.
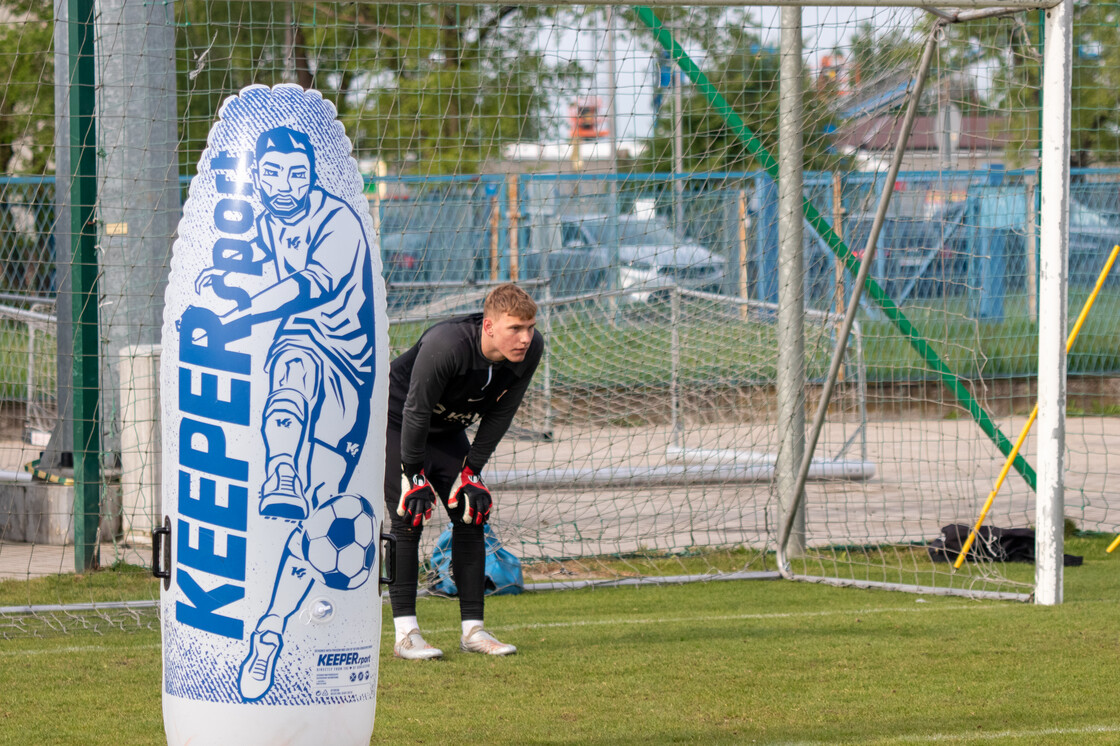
[384,283,543,659]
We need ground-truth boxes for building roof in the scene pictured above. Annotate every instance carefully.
[832,114,1013,153]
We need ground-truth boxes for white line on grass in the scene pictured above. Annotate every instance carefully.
[776,723,1120,745]
[423,602,997,635]
[0,643,162,657]
[0,603,996,658]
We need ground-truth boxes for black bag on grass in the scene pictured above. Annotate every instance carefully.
[927,523,1082,566]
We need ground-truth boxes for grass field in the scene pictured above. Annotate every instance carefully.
[3,535,1120,745]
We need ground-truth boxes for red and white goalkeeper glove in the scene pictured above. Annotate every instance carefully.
[450,465,492,525]
[398,467,437,527]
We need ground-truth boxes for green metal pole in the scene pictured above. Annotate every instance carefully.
[634,6,1037,490]
[68,0,101,571]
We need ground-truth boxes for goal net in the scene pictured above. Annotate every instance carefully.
[405,284,871,588]
[0,0,1108,634]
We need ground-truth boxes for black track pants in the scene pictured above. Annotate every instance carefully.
[383,426,486,621]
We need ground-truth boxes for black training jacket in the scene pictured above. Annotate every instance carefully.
[387,312,544,473]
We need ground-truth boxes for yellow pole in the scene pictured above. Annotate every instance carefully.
[954,243,1120,569]
[1107,534,1120,554]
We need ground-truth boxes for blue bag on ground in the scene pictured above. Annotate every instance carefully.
[429,524,524,596]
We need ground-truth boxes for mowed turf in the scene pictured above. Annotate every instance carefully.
[3,536,1120,745]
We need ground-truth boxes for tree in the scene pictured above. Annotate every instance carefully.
[937,9,1120,169]
[638,16,846,174]
[177,1,583,176]
[0,1,54,174]
[1065,3,1120,169]
[845,21,924,91]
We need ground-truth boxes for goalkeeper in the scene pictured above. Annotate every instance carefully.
[384,283,543,660]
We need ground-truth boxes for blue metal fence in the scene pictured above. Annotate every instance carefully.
[6,168,1120,320]
[0,177,55,297]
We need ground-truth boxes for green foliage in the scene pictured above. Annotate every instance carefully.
[12,1,1120,179]
[640,17,846,173]
[937,7,1120,168]
[176,1,582,175]
[1067,3,1120,168]
[0,1,54,173]
[356,4,583,174]
[16,1,1120,180]
[845,20,925,85]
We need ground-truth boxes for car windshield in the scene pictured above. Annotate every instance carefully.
[583,218,682,247]
[619,221,679,246]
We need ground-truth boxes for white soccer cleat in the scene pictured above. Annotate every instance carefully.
[460,626,517,656]
[393,629,443,660]
[238,630,283,701]
[259,461,308,520]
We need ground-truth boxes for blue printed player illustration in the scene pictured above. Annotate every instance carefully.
[197,125,376,521]
[190,124,377,703]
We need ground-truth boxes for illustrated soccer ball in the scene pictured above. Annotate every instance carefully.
[301,494,378,590]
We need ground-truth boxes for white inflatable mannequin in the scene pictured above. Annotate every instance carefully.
[157,84,388,746]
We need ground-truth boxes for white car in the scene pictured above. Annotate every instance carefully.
[583,216,726,303]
